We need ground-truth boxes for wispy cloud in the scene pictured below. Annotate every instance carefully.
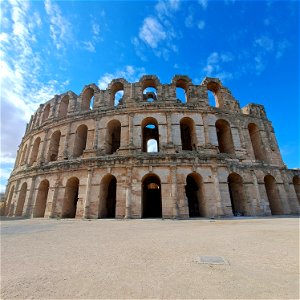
[98,65,146,89]
[198,0,208,10]
[44,0,72,50]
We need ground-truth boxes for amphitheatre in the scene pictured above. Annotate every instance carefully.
[2,75,300,219]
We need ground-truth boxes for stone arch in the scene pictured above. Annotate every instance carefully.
[62,177,79,218]
[248,123,265,161]
[228,172,247,216]
[47,130,61,162]
[20,143,28,165]
[33,179,49,218]
[5,185,15,216]
[206,79,223,107]
[81,87,94,111]
[58,95,69,118]
[41,103,50,123]
[185,172,205,217]
[142,173,162,218]
[140,75,160,102]
[215,119,235,154]
[292,175,300,204]
[29,137,41,165]
[264,175,283,215]
[180,117,197,150]
[98,174,117,218]
[15,182,27,216]
[105,120,121,154]
[173,75,191,103]
[142,117,159,152]
[108,79,127,106]
[73,124,88,158]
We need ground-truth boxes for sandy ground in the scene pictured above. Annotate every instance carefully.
[1,217,299,299]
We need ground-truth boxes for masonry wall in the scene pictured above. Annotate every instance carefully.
[4,76,300,218]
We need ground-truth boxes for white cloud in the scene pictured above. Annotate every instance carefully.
[203,52,234,81]
[255,36,274,52]
[139,17,166,48]
[44,0,72,50]
[198,0,208,10]
[98,65,146,90]
[197,20,206,30]
[185,14,194,28]
[82,41,96,53]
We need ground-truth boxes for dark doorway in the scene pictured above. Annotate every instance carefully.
[99,175,117,218]
[142,175,162,218]
[228,173,247,216]
[185,173,204,217]
[264,175,283,215]
[62,177,79,218]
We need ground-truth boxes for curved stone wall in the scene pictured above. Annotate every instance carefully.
[4,75,300,218]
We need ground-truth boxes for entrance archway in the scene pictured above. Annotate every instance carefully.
[185,173,205,217]
[293,175,300,204]
[228,173,247,216]
[33,180,49,218]
[264,175,283,215]
[98,174,117,218]
[62,177,79,218]
[15,182,27,216]
[142,174,162,218]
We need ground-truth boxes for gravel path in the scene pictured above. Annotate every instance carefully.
[1,217,299,299]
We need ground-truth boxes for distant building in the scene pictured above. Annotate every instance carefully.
[3,75,300,218]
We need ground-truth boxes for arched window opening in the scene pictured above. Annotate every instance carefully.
[5,185,15,216]
[176,87,186,103]
[47,130,61,162]
[142,118,159,152]
[81,88,94,111]
[20,144,28,165]
[248,123,265,161]
[180,117,196,151]
[293,176,300,204]
[264,175,283,215]
[62,177,79,218]
[114,90,124,106]
[143,87,157,102]
[185,173,205,217]
[142,174,162,218]
[42,104,50,123]
[228,173,247,216]
[15,182,27,216]
[73,125,88,158]
[98,174,117,218]
[29,137,41,165]
[58,95,69,118]
[33,180,49,218]
[147,139,158,152]
[207,82,222,107]
[215,119,235,154]
[105,120,121,154]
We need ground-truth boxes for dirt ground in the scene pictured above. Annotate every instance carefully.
[1,217,299,299]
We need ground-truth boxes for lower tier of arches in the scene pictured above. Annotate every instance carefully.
[4,165,300,219]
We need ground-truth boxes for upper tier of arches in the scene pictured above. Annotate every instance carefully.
[26,76,267,133]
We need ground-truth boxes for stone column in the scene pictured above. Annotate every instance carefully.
[83,168,93,218]
[24,176,37,217]
[39,129,49,163]
[63,122,72,159]
[171,166,179,218]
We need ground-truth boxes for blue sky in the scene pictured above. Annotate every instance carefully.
[0,0,299,193]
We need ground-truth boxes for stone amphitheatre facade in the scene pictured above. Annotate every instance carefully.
[4,75,300,219]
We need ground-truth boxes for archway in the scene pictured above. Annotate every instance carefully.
[105,120,121,154]
[15,182,27,216]
[98,174,117,218]
[73,124,88,157]
[215,119,235,154]
[47,130,61,161]
[293,176,300,204]
[5,185,15,216]
[248,123,265,161]
[42,104,50,123]
[228,173,247,216]
[33,180,49,218]
[185,173,205,217]
[180,117,196,151]
[62,177,79,218]
[142,174,162,218]
[264,175,283,215]
[29,137,41,165]
[142,118,159,152]
[81,88,94,111]
[58,95,69,118]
